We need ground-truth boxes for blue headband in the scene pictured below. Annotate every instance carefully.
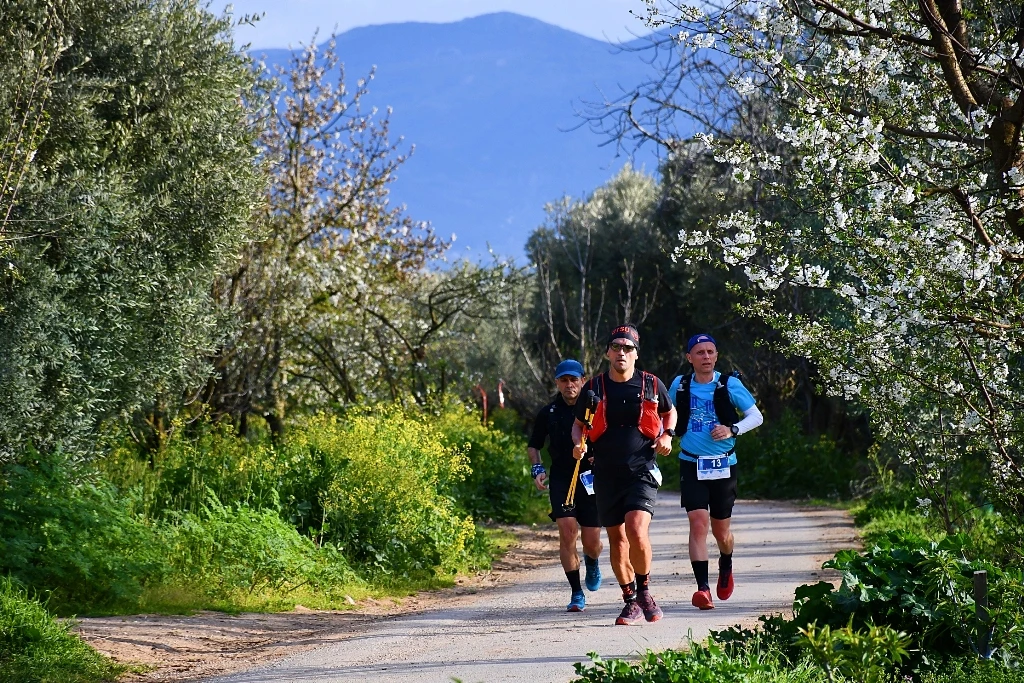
[686,334,716,353]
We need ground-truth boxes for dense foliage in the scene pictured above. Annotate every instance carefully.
[737,410,856,499]
[0,578,123,683]
[625,0,1024,520]
[0,0,261,463]
[0,404,532,617]
[573,530,1024,682]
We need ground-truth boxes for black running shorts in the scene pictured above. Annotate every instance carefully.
[549,474,601,528]
[679,460,737,519]
[594,468,659,527]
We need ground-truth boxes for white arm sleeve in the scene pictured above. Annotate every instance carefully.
[734,404,763,436]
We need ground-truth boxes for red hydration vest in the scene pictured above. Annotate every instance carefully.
[586,371,663,442]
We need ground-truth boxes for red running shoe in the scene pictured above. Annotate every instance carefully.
[691,589,715,610]
[615,600,645,625]
[717,571,734,601]
[636,591,663,622]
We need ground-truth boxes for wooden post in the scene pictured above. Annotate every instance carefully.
[974,570,991,659]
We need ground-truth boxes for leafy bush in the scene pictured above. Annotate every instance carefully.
[737,410,859,499]
[2,404,533,614]
[571,645,827,683]
[437,406,533,523]
[0,577,124,683]
[121,419,281,518]
[921,657,1024,683]
[714,532,1024,672]
[278,408,478,575]
[159,499,361,601]
[797,620,910,683]
[796,532,1024,664]
[0,452,166,613]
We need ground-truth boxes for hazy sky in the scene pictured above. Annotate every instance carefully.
[218,0,653,48]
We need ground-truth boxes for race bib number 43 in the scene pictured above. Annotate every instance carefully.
[697,455,730,481]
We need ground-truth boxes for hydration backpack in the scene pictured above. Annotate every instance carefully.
[674,371,742,428]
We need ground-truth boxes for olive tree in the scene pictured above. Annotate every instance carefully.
[0,0,262,462]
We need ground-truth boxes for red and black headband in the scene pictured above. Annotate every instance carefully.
[608,324,640,347]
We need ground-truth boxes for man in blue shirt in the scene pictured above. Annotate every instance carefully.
[668,334,763,610]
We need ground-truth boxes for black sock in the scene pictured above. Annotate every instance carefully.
[720,553,733,574]
[635,572,650,594]
[692,560,710,591]
[566,569,582,592]
[620,581,637,602]
[584,554,599,567]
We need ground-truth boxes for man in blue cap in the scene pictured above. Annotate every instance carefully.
[527,359,604,612]
[668,333,763,610]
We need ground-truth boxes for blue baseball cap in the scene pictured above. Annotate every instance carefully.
[686,333,717,353]
[554,359,584,378]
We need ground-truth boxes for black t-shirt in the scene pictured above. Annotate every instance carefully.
[529,394,590,485]
[576,371,672,476]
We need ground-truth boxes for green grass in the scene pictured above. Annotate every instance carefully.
[571,645,831,683]
[132,580,419,614]
[851,501,939,543]
[0,578,127,683]
[85,522,525,617]
[921,657,1024,683]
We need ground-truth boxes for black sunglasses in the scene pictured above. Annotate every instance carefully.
[609,343,637,353]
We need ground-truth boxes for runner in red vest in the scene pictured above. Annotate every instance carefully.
[572,324,676,626]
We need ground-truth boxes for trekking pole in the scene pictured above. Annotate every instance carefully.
[564,391,597,511]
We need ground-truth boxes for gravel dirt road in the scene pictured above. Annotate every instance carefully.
[200,494,856,683]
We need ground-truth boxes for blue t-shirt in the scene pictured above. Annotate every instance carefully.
[668,371,756,465]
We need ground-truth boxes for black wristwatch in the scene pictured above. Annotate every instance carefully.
[664,428,676,437]
[729,424,740,436]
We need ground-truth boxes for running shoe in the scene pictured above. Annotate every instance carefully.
[636,591,663,622]
[717,570,734,601]
[566,590,586,612]
[584,555,602,592]
[615,600,644,625]
[691,588,715,610]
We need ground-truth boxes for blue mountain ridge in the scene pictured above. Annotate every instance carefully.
[257,12,676,260]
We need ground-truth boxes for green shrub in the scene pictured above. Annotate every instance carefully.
[437,406,533,523]
[711,530,1024,678]
[571,644,828,683]
[279,408,477,575]
[102,417,281,518]
[763,533,1024,669]
[159,499,361,601]
[2,404,532,614]
[0,452,167,613]
[738,410,859,500]
[0,577,124,683]
[797,620,910,683]
[921,657,1024,683]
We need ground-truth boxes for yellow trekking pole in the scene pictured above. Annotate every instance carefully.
[564,390,598,511]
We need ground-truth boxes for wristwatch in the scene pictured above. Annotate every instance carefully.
[664,428,676,437]
[729,424,740,436]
